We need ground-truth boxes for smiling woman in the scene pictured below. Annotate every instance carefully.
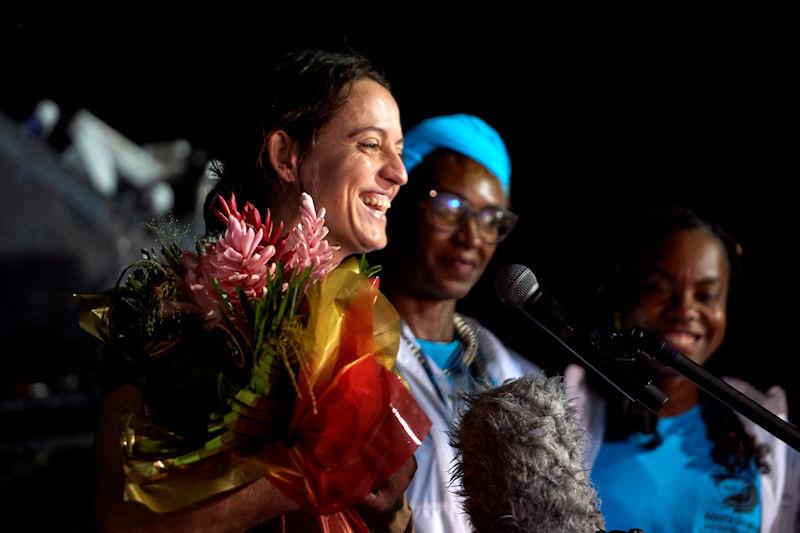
[93,49,419,533]
[376,114,542,532]
[565,206,798,533]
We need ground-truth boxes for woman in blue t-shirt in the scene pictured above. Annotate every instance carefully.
[566,206,795,532]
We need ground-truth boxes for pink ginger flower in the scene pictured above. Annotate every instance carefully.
[214,193,284,249]
[183,193,277,325]
[283,192,338,281]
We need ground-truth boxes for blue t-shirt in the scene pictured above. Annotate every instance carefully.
[416,338,461,370]
[591,405,761,533]
[415,337,496,412]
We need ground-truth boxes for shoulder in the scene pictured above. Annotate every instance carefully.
[563,364,607,467]
[722,377,788,420]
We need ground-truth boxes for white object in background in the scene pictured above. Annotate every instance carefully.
[67,109,167,195]
[21,99,61,139]
[63,110,191,215]
[65,114,117,196]
[145,181,175,216]
[145,139,192,178]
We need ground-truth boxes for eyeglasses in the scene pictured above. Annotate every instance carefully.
[422,190,518,244]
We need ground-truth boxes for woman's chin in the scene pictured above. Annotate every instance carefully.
[336,233,387,258]
[355,228,388,254]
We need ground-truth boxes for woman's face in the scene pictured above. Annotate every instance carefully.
[624,228,730,366]
[400,155,507,301]
[298,79,407,257]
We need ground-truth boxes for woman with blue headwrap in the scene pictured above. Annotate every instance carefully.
[376,114,539,532]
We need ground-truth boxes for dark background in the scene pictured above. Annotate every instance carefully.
[2,17,795,530]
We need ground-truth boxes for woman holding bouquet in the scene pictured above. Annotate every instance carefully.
[93,49,418,532]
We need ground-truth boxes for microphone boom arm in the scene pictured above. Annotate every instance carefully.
[517,298,669,414]
[628,326,800,451]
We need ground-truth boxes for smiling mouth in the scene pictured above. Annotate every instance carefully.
[661,331,701,354]
[359,193,391,218]
[444,257,480,277]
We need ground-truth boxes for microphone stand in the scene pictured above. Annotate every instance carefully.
[623,326,800,452]
[496,264,799,450]
[517,302,668,414]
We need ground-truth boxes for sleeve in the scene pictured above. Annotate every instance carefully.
[771,444,800,532]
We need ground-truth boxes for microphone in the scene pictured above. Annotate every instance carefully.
[451,374,606,532]
[495,264,667,413]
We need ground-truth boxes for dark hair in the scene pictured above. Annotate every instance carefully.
[204,49,389,233]
[600,206,768,474]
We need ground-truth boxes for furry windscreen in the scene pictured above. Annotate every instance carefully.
[451,374,605,533]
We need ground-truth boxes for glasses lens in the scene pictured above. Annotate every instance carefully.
[426,191,464,229]
[476,208,518,243]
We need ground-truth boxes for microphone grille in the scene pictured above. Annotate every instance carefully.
[495,264,539,307]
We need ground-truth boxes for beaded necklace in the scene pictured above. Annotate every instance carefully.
[401,313,489,407]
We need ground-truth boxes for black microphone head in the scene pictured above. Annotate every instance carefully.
[495,264,540,307]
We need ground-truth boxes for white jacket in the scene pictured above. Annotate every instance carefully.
[396,319,539,533]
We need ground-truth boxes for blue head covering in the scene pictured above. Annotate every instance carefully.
[402,114,511,195]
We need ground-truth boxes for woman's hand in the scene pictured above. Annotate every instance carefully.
[355,455,417,531]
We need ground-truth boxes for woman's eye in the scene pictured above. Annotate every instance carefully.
[641,280,670,295]
[696,291,719,303]
[360,141,381,150]
[434,205,462,223]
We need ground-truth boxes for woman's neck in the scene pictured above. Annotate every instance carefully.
[387,291,457,342]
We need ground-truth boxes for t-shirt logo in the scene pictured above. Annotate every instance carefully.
[713,470,759,513]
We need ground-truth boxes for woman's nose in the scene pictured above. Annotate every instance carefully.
[453,215,483,248]
[668,291,700,320]
[380,150,408,186]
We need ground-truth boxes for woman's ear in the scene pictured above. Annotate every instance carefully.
[266,130,300,183]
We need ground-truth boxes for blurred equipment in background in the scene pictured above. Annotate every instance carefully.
[62,108,192,215]
[21,99,61,140]
[0,103,208,530]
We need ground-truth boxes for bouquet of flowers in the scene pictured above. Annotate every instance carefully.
[77,192,431,530]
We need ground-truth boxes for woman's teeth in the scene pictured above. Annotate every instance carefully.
[361,194,391,211]
[663,331,698,354]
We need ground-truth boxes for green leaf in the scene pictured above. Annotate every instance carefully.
[358,253,382,278]
[210,278,235,315]
[237,286,254,324]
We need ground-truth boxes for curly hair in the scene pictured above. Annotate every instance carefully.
[451,374,605,533]
[600,205,769,474]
